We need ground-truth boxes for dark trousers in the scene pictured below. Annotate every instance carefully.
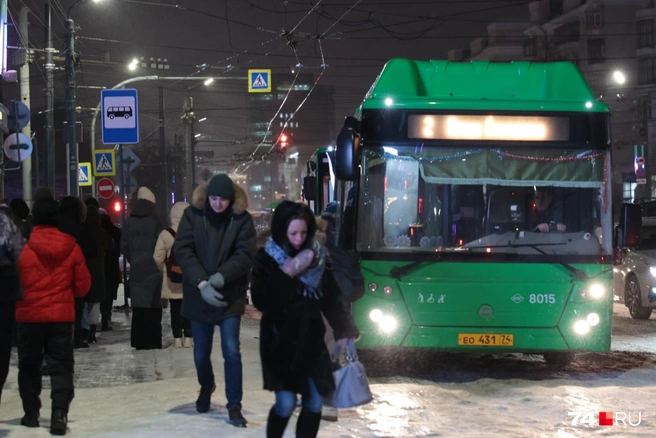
[191,317,242,410]
[0,301,15,404]
[73,298,84,343]
[169,299,192,338]
[131,307,162,350]
[100,282,119,317]
[17,322,75,413]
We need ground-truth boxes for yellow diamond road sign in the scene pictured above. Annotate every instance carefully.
[248,69,271,93]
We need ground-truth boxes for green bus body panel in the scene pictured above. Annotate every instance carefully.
[361,59,609,113]
[354,261,613,352]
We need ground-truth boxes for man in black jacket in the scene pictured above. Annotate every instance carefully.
[0,209,26,405]
[174,174,256,428]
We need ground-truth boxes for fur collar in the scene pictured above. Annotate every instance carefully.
[191,181,248,215]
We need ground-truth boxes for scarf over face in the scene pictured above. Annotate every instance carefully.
[264,237,326,300]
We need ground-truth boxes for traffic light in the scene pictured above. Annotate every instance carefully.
[113,199,122,213]
[279,133,289,150]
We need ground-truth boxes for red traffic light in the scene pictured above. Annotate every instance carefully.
[279,133,289,149]
[113,201,122,212]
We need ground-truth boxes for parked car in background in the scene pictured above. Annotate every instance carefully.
[614,217,656,319]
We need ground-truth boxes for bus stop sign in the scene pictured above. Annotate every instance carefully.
[101,89,139,145]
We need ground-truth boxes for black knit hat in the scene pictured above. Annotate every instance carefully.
[10,198,30,219]
[32,198,59,227]
[206,174,235,201]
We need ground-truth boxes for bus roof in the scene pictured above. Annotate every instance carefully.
[362,59,609,113]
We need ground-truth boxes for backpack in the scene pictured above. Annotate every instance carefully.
[327,245,365,303]
[165,228,183,284]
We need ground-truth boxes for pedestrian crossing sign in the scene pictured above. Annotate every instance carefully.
[79,162,92,187]
[248,69,272,93]
[93,149,116,177]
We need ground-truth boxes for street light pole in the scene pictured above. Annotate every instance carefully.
[64,16,78,196]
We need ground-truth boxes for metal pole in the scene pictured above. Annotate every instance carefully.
[119,144,129,307]
[158,86,167,222]
[19,6,32,205]
[182,96,195,201]
[65,18,78,196]
[45,3,55,193]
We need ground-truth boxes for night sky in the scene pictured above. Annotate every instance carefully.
[2,0,530,196]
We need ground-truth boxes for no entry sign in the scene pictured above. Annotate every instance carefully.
[97,178,115,199]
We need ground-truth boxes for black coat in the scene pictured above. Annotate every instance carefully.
[58,214,97,260]
[83,211,108,303]
[174,182,256,324]
[251,249,360,396]
[120,199,163,308]
[101,215,121,296]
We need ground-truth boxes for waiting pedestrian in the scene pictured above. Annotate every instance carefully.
[0,209,26,406]
[154,201,192,348]
[58,197,96,349]
[174,174,256,427]
[121,187,163,350]
[10,198,32,239]
[16,197,91,435]
[250,200,359,438]
[81,204,107,344]
[99,208,121,331]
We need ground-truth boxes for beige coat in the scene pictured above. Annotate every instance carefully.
[153,202,189,300]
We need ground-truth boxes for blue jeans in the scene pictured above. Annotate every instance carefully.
[274,377,323,417]
[191,317,242,410]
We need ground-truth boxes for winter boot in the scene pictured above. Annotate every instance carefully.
[296,410,322,438]
[228,407,248,428]
[174,338,183,348]
[20,411,40,428]
[183,337,193,348]
[321,405,338,422]
[89,325,97,344]
[75,329,89,349]
[195,384,215,413]
[101,316,112,331]
[50,408,68,435]
[266,407,290,438]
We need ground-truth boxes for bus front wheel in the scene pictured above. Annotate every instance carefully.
[543,352,575,367]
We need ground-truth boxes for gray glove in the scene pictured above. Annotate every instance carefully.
[199,282,227,308]
[209,272,225,289]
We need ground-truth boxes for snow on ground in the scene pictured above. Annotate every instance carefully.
[1,296,655,437]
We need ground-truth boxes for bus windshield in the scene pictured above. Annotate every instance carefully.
[356,145,612,258]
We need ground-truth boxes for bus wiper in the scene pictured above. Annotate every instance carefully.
[389,261,426,279]
[468,242,589,281]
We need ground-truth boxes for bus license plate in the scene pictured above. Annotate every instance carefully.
[458,333,514,346]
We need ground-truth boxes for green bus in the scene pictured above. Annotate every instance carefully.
[318,59,641,365]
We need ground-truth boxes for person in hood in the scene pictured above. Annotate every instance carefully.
[174,174,256,427]
[121,187,164,350]
[154,201,192,348]
[16,197,91,435]
[250,201,359,438]
[0,209,26,406]
[80,203,107,344]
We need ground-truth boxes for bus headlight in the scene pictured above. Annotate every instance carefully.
[380,316,397,333]
[588,283,605,300]
[369,309,383,323]
[587,313,600,327]
[650,266,656,277]
[573,320,590,335]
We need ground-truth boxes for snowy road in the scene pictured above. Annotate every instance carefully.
[1,300,655,437]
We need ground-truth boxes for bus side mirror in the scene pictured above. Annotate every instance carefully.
[303,176,317,201]
[335,116,360,181]
[617,203,642,249]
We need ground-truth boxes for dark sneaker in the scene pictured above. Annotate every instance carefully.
[195,385,215,413]
[228,408,247,427]
[50,409,67,435]
[21,411,39,428]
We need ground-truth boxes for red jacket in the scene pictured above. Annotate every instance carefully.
[16,226,91,323]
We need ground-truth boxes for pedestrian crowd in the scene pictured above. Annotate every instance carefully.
[0,173,361,438]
